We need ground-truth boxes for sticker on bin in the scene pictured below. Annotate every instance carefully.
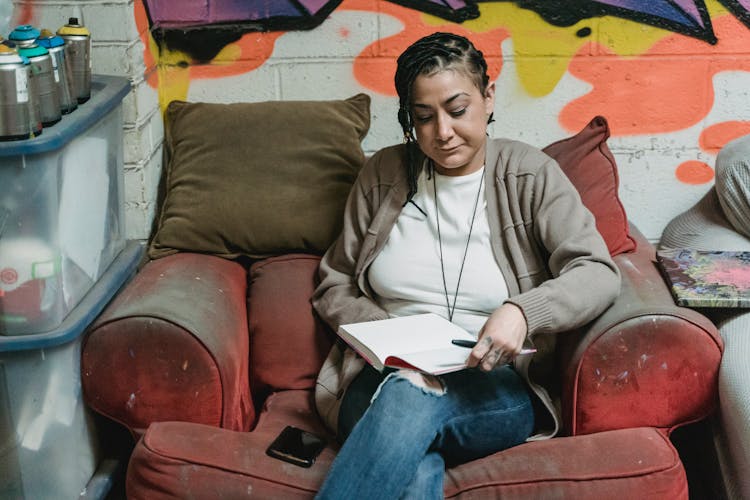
[0,237,61,325]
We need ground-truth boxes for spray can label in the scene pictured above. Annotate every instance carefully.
[14,67,28,102]
[50,56,60,82]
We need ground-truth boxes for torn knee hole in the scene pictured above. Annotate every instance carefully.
[369,370,447,404]
[395,370,446,395]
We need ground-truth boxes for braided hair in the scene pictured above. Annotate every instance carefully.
[394,32,493,203]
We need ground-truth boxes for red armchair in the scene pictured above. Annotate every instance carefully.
[81,224,721,498]
[81,101,721,497]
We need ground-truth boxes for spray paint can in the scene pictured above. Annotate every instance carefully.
[15,44,61,126]
[9,25,61,127]
[56,18,90,103]
[37,29,77,114]
[0,45,41,140]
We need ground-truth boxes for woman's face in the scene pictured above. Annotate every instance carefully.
[411,69,495,176]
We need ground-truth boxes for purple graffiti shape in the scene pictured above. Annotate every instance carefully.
[143,0,342,29]
[594,0,707,28]
[588,0,715,42]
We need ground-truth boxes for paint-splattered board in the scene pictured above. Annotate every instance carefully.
[656,249,750,308]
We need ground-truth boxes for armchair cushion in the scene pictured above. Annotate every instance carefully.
[543,116,636,256]
[127,391,688,499]
[149,94,371,260]
[247,254,333,398]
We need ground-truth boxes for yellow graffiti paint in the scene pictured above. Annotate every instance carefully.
[212,42,242,65]
[424,2,704,97]
[705,0,729,17]
[154,43,192,113]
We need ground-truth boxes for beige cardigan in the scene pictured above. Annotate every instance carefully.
[313,139,620,439]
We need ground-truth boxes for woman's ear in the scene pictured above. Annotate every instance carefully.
[484,82,496,116]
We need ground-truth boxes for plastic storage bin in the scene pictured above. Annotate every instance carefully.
[0,241,143,499]
[0,75,130,335]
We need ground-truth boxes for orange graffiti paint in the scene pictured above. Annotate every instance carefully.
[135,0,157,87]
[676,160,715,184]
[561,15,750,135]
[699,121,750,154]
[342,0,506,96]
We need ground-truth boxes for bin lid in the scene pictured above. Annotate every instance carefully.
[0,75,130,156]
[0,241,144,352]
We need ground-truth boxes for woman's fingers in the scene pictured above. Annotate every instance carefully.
[467,336,493,368]
[468,337,512,371]
[467,303,528,370]
[480,347,505,371]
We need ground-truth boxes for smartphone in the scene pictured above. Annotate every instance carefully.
[266,425,326,468]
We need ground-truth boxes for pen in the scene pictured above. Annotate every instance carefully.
[451,339,537,355]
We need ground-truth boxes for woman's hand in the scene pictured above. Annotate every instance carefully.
[467,303,528,372]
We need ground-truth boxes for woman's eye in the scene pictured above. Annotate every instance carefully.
[415,115,432,123]
[450,108,467,117]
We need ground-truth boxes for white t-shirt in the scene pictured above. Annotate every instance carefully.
[368,166,509,336]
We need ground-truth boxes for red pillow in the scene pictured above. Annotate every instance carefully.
[247,254,334,397]
[543,116,636,256]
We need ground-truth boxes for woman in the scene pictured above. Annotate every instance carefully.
[313,32,620,499]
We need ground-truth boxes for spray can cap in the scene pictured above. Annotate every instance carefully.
[0,44,25,63]
[17,42,48,58]
[57,18,90,36]
[37,29,65,48]
[8,24,40,42]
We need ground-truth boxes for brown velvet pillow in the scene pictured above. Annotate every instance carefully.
[543,116,636,256]
[149,94,371,260]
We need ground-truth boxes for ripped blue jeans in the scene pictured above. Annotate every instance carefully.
[315,364,535,500]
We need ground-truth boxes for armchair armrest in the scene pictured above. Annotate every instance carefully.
[81,253,254,437]
[559,224,722,436]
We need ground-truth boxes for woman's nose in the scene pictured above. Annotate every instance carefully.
[436,113,453,141]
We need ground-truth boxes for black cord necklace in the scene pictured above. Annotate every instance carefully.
[432,165,484,322]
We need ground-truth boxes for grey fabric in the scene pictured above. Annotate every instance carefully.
[710,310,750,500]
[659,136,750,499]
[715,134,750,239]
[659,188,750,251]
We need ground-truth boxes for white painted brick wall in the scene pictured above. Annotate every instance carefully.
[122,73,159,124]
[124,143,162,238]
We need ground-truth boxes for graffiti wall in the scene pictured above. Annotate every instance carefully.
[10,1,749,241]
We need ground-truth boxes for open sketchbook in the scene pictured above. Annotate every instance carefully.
[338,313,535,375]
[656,249,750,308]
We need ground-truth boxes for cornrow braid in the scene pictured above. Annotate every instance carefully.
[394,32,492,203]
